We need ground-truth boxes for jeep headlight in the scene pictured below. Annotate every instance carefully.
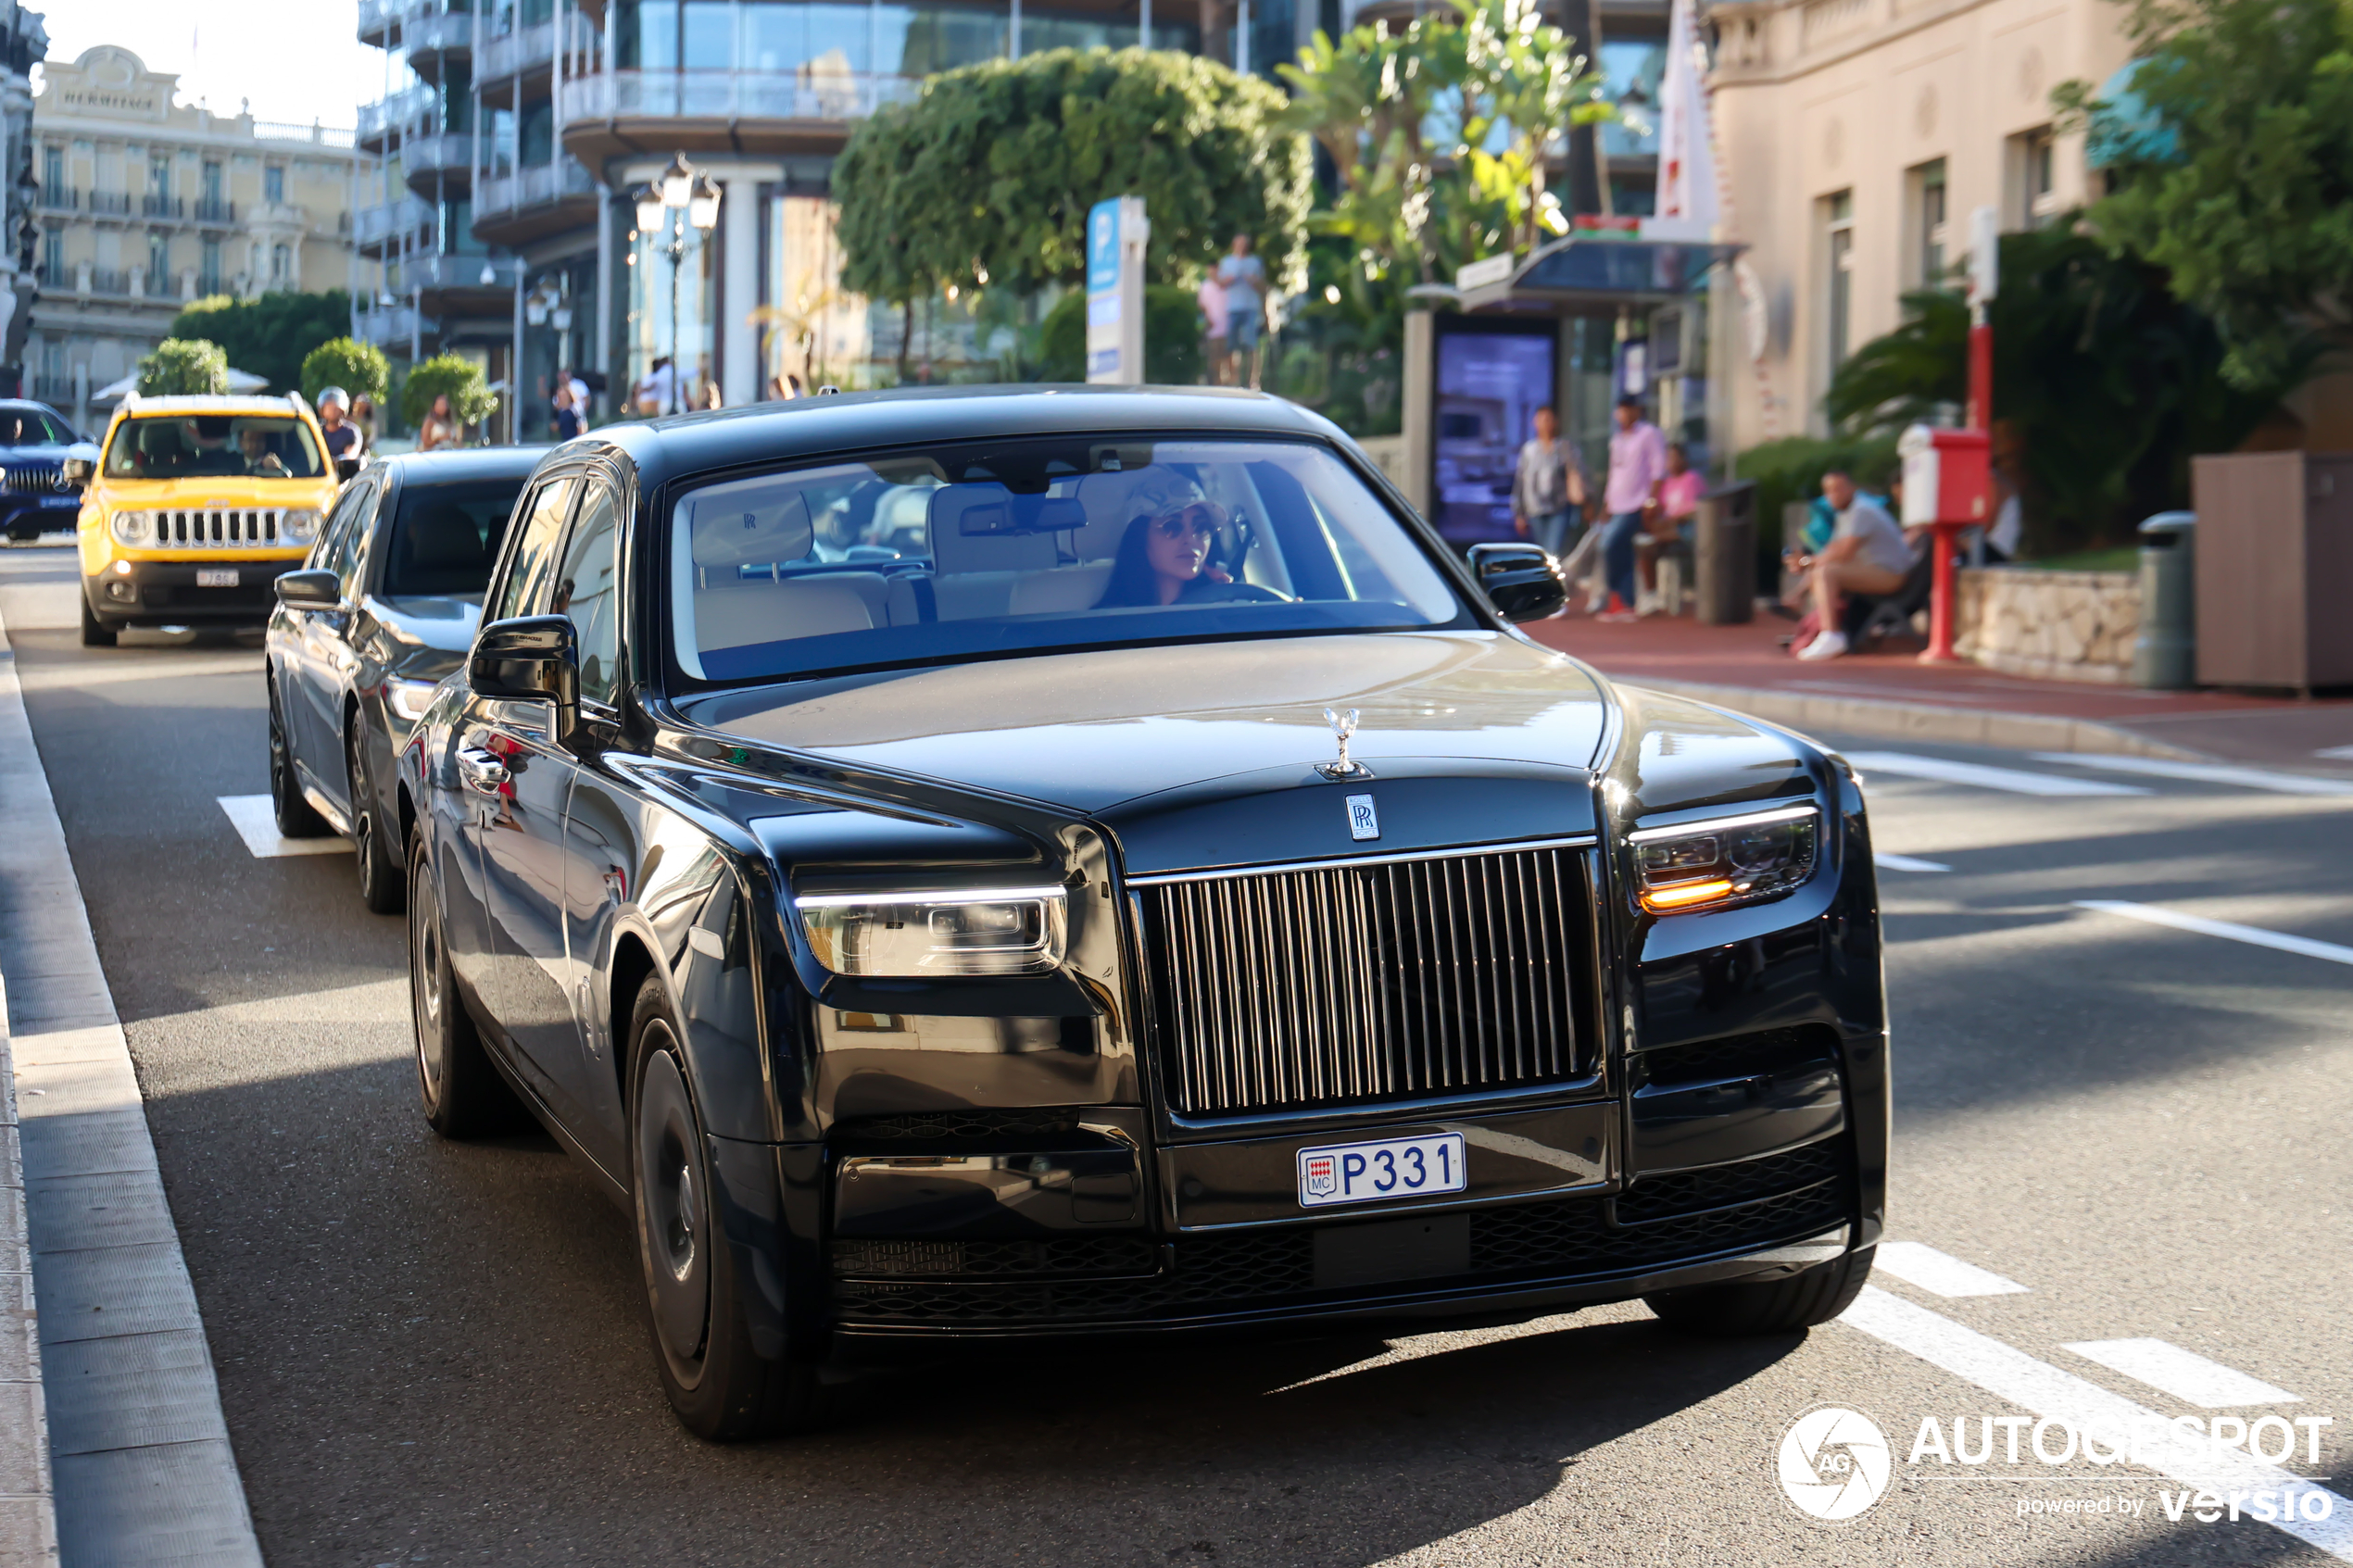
[795,886,1067,977]
[108,510,155,546]
[282,508,324,544]
[1629,805,1818,913]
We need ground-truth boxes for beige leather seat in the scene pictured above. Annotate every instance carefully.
[683,477,884,659]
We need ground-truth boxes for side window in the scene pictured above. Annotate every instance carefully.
[490,476,577,623]
[336,483,384,599]
[311,480,371,580]
[554,480,623,709]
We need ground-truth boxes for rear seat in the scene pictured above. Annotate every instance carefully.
[696,573,889,653]
[1007,561,1115,615]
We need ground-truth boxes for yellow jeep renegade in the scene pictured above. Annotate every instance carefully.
[73,394,335,646]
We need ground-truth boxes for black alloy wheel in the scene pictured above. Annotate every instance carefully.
[627,977,820,1441]
[78,593,118,647]
[347,720,404,914]
[268,679,330,838]
[1644,1245,1877,1336]
[409,832,521,1137]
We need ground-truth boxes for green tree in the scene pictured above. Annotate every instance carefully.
[136,338,230,396]
[1279,0,1613,288]
[1036,284,1206,383]
[300,337,390,407]
[169,290,353,394]
[1824,225,2307,552]
[836,47,1311,313]
[401,354,497,431]
[2056,0,2348,387]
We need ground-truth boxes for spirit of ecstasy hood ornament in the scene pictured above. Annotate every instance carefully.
[1317,707,1373,781]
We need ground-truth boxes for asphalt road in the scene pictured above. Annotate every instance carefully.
[3,538,2349,1567]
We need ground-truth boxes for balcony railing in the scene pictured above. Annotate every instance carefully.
[31,375,76,408]
[36,185,77,211]
[87,191,132,217]
[359,85,435,147]
[194,198,236,225]
[475,157,595,221]
[85,268,132,296]
[560,68,918,126]
[34,261,63,289]
[394,252,523,291]
[403,132,474,180]
[406,8,475,59]
[196,272,227,297]
[478,11,597,93]
[142,194,184,220]
[355,194,437,252]
[254,119,358,148]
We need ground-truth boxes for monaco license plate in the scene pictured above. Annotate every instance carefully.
[195,569,239,587]
[1297,1132,1466,1210]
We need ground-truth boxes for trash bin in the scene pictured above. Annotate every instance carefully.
[2134,510,2196,689]
[1696,481,1757,624]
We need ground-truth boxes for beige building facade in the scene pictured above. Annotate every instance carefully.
[30,45,374,426]
[1706,0,2133,449]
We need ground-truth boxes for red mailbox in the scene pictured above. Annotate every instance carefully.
[1900,425,1992,526]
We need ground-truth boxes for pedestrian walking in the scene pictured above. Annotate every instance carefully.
[1197,275,1231,386]
[1216,234,1268,390]
[552,382,585,442]
[634,356,677,416]
[315,387,362,467]
[1597,395,1667,621]
[350,394,378,449]
[416,392,460,453]
[1510,404,1585,560]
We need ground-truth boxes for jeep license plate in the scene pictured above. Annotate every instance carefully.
[195,569,239,587]
[1296,1132,1466,1209]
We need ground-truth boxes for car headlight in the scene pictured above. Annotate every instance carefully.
[1629,805,1818,913]
[795,886,1068,977]
[108,510,154,546]
[384,675,442,723]
[281,508,324,544]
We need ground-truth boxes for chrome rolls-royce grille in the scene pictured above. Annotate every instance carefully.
[157,508,286,546]
[1136,842,1596,1119]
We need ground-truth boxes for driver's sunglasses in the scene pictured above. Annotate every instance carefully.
[1151,504,1224,540]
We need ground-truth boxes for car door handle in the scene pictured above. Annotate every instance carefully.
[456,746,510,795]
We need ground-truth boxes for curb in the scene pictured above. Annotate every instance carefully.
[0,604,263,1567]
[0,981,58,1568]
[1616,677,2217,762]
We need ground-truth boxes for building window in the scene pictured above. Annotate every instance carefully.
[264,165,285,205]
[39,227,62,286]
[202,161,223,204]
[148,232,169,286]
[42,144,62,198]
[1906,158,1947,290]
[150,155,170,194]
[2007,126,2060,230]
[272,244,293,284]
[1821,189,1855,371]
[627,211,716,413]
[200,237,223,295]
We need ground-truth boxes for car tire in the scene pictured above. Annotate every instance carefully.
[409,832,524,1137]
[267,680,331,838]
[347,720,404,915]
[1643,1246,1876,1336]
[627,976,821,1441]
[79,594,118,647]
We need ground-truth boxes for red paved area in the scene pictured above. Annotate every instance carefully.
[1523,609,2353,769]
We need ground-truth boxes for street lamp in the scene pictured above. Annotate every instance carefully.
[634,153,723,415]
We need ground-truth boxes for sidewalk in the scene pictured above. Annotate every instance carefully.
[1526,611,2353,770]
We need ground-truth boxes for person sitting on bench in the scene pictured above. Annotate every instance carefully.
[1795,470,1917,661]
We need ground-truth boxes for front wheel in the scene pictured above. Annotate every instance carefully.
[347,721,404,914]
[409,833,522,1137]
[1644,1246,1875,1336]
[79,594,118,647]
[628,977,820,1440]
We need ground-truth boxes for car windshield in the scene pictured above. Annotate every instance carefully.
[668,436,1469,684]
[103,415,325,480]
[0,409,72,445]
[384,478,524,597]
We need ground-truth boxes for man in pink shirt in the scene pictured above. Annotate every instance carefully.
[1598,395,1667,621]
[1197,277,1231,386]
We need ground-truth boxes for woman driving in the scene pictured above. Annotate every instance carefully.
[1095,471,1285,608]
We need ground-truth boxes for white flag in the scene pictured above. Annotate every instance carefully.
[1650,0,1720,238]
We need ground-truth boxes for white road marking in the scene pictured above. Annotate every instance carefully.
[2029,752,2353,797]
[1840,1287,2353,1561]
[1872,851,1952,873]
[2316,745,2353,761]
[1842,751,2151,797]
[1872,1241,2030,1297]
[216,795,346,859]
[2061,1339,2302,1408]
[2074,899,2353,968]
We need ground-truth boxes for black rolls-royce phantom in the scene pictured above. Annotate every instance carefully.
[397,387,1888,1439]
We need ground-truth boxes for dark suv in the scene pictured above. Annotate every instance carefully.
[0,401,93,540]
[265,447,544,910]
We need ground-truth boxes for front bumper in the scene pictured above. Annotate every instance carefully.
[1,493,82,534]
[84,556,305,624]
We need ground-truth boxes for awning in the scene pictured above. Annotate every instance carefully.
[1454,234,1743,313]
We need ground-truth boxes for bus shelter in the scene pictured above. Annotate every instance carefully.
[1395,233,1742,549]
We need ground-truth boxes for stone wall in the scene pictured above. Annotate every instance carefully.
[1954,567,2139,684]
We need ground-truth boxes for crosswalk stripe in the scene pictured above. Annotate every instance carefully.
[2074,899,2353,968]
[1840,1288,2353,1561]
[2030,753,2353,797]
[1872,851,1951,873]
[1842,751,2150,797]
[217,795,346,859]
[2061,1339,2301,1408]
[1872,1241,2029,1296]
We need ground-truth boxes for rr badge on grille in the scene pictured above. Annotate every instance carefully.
[1302,1153,1340,1199]
[1345,793,1379,841]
